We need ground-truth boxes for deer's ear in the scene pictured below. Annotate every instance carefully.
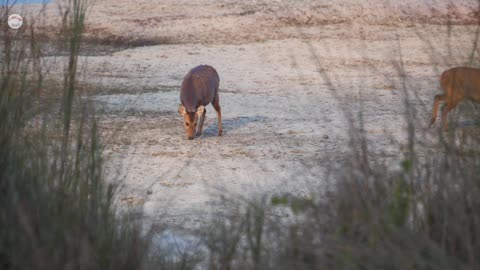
[178,104,187,116]
[196,105,205,117]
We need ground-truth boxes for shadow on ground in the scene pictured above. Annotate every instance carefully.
[201,115,267,137]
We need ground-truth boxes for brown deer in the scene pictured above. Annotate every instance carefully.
[429,67,480,130]
[178,65,223,140]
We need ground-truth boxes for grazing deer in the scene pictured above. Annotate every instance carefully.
[178,65,223,140]
[429,67,480,130]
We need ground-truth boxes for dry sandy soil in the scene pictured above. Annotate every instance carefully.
[14,0,480,229]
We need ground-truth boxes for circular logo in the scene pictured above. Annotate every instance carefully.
[8,14,23,30]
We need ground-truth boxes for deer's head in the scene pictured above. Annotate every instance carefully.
[178,105,205,140]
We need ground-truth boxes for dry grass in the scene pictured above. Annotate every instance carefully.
[0,1,151,269]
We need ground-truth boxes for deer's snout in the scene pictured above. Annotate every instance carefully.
[186,128,196,140]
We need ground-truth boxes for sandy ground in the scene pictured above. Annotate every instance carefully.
[17,0,480,229]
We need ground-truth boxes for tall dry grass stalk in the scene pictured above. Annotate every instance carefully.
[0,1,148,269]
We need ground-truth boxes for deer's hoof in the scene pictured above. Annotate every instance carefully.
[218,130,223,136]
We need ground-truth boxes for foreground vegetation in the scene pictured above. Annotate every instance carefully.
[0,1,148,269]
[1,1,480,269]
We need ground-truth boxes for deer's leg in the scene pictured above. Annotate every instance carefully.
[213,97,223,136]
[441,99,460,131]
[196,108,206,136]
[430,94,446,127]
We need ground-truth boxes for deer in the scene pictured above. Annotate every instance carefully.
[178,65,223,140]
[429,67,480,130]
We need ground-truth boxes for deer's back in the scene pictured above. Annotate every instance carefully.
[180,65,219,112]
[442,67,480,102]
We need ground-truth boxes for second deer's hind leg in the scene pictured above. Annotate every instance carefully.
[213,96,223,136]
[441,98,461,131]
[196,108,206,136]
[430,94,446,127]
